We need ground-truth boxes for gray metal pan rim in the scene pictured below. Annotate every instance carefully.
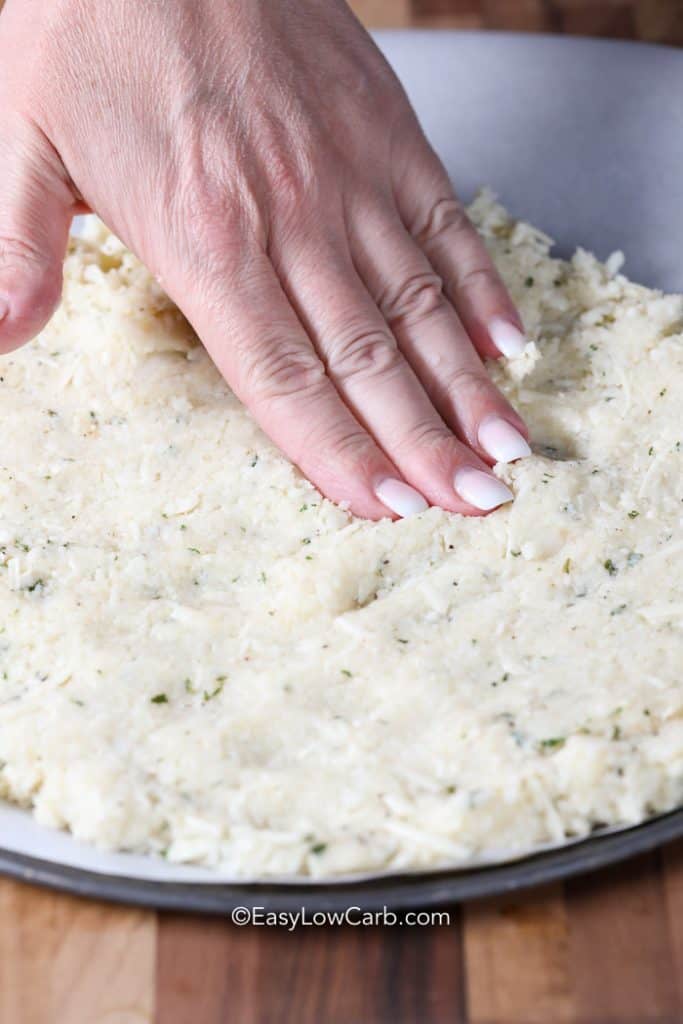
[1,810,681,913]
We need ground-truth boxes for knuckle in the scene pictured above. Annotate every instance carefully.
[0,234,49,274]
[416,196,470,247]
[265,148,316,218]
[380,270,446,326]
[170,132,262,268]
[177,177,254,270]
[306,425,378,481]
[0,234,62,326]
[392,420,453,461]
[439,364,490,404]
[326,326,402,384]
[455,264,500,292]
[235,332,326,405]
[442,364,486,391]
[253,113,320,221]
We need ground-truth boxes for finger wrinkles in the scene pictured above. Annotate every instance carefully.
[434,365,496,436]
[0,232,63,326]
[324,326,403,386]
[451,263,501,293]
[414,196,469,247]
[231,329,327,405]
[0,233,51,273]
[303,423,378,479]
[389,419,457,463]
[378,269,445,327]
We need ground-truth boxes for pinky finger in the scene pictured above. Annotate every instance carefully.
[395,151,527,362]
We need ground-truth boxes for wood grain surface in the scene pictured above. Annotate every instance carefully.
[350,0,683,44]
[1,843,682,1022]
[2,2,683,1022]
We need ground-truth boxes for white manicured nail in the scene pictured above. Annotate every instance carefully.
[479,418,531,463]
[454,468,514,510]
[489,317,526,357]
[375,478,428,518]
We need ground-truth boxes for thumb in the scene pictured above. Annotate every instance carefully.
[0,115,75,353]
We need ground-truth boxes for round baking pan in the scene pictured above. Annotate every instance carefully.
[2,31,682,910]
[0,811,681,913]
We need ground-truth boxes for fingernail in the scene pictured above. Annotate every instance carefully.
[489,317,526,357]
[0,298,8,324]
[479,418,531,463]
[375,478,429,518]
[454,468,514,511]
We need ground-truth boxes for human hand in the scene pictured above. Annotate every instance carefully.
[0,0,530,519]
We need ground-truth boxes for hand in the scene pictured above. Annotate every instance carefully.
[0,0,530,519]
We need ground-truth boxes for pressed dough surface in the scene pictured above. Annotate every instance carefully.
[0,193,681,879]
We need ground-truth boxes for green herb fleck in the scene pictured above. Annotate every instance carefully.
[188,547,201,555]
[151,693,169,705]
[250,454,259,468]
[341,669,353,678]
[310,842,327,855]
[524,276,534,287]
[562,557,572,574]
[628,510,640,519]
[540,737,565,750]
[603,559,618,576]
[203,679,225,701]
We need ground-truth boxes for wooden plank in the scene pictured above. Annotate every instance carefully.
[349,0,413,27]
[0,878,156,1024]
[157,908,464,1023]
[564,852,680,1022]
[661,840,683,1010]
[633,0,683,45]
[482,0,556,31]
[463,883,575,1024]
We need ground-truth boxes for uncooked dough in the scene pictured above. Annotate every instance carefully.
[0,192,681,878]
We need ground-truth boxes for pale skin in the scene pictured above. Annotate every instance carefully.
[0,0,532,520]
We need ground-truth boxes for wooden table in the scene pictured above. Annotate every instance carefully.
[2,842,682,1022]
[349,0,683,45]
[3,5,683,1022]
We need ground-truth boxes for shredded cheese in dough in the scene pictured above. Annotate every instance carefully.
[0,191,681,878]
